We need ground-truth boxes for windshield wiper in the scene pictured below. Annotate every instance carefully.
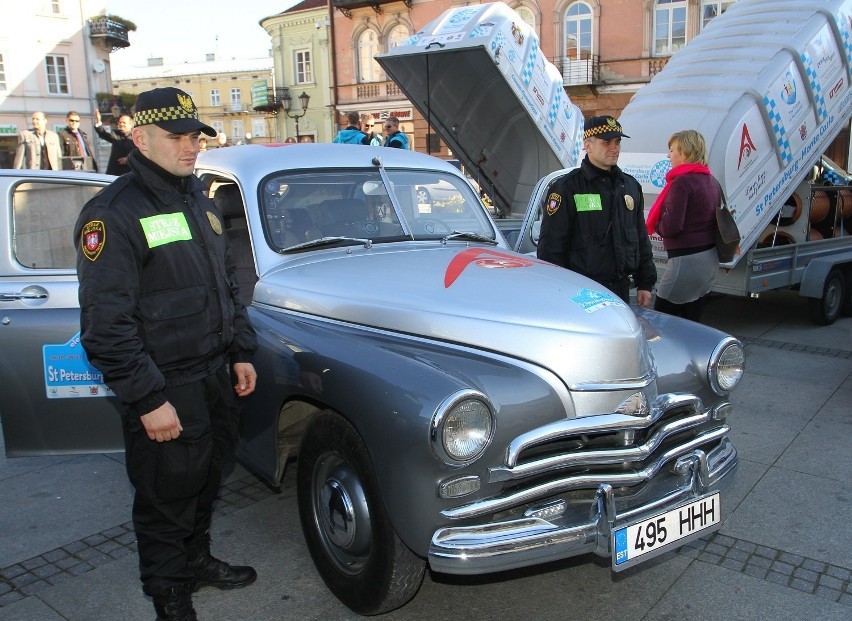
[282,236,373,252]
[441,231,498,245]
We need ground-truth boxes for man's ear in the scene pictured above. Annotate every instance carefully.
[131,126,147,151]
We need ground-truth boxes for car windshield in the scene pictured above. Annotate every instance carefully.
[258,169,495,251]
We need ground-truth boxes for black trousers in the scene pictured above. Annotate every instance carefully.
[122,363,240,596]
[653,294,706,322]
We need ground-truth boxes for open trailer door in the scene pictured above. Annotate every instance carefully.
[376,2,584,218]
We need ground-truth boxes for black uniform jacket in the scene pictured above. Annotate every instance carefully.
[537,156,657,292]
[75,151,257,417]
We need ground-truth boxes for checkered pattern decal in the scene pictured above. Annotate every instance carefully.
[548,89,561,128]
[134,105,199,127]
[801,51,827,121]
[521,37,539,86]
[763,95,792,165]
[834,13,852,68]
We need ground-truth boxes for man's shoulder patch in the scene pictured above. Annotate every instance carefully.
[81,220,106,261]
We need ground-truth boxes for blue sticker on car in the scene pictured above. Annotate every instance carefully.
[43,333,113,399]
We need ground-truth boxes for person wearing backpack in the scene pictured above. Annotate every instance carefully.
[333,111,370,145]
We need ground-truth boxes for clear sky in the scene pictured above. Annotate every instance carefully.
[104,0,301,74]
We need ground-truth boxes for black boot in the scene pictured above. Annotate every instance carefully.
[153,583,197,621]
[186,533,257,591]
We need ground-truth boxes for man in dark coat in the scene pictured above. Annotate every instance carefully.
[58,111,98,171]
[93,107,135,175]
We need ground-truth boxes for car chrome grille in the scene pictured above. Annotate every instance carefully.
[442,393,729,520]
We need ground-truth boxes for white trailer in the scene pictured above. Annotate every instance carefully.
[618,0,852,324]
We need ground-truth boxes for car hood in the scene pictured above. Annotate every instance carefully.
[254,244,652,386]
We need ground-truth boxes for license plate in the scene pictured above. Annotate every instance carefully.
[612,492,721,571]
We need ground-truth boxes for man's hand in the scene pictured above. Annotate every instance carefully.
[636,289,653,308]
[93,109,101,126]
[233,362,257,397]
[140,402,182,442]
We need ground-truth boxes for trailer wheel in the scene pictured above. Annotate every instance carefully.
[808,268,846,325]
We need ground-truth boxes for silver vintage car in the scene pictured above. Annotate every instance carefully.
[0,144,743,615]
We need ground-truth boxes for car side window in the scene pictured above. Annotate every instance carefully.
[12,181,103,270]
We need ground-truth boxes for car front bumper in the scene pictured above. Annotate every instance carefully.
[429,436,738,575]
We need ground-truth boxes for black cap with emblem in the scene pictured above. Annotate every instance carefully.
[133,87,217,137]
[583,115,630,140]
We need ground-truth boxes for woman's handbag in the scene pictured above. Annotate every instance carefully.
[714,179,741,263]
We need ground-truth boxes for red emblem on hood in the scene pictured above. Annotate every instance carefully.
[444,248,539,288]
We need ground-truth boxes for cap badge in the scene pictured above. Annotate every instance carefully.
[177,93,195,113]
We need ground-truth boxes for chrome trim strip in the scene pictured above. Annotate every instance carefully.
[568,369,656,392]
[441,426,729,520]
[490,406,713,482]
[501,393,702,468]
[253,303,577,415]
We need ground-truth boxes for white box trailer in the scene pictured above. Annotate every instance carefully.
[618,0,852,323]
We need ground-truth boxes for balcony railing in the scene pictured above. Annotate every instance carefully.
[88,17,130,51]
[355,81,403,101]
[552,54,601,86]
[252,87,289,113]
[332,0,410,18]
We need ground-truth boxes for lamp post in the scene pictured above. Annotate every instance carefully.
[281,90,310,142]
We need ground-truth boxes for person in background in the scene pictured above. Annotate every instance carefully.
[75,87,258,621]
[382,116,409,149]
[645,129,721,322]
[58,111,98,171]
[198,136,208,152]
[94,108,134,175]
[14,111,62,170]
[333,111,370,145]
[363,117,382,146]
[537,115,656,306]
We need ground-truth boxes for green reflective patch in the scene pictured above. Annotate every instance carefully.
[574,194,603,212]
[140,212,192,248]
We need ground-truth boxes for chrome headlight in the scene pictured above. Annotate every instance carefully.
[431,390,494,465]
[709,337,745,395]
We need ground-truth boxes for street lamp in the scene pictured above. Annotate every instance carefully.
[281,90,310,142]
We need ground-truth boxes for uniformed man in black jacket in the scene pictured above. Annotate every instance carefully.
[75,87,258,621]
[537,115,656,306]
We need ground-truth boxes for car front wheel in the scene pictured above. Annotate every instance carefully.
[297,409,426,615]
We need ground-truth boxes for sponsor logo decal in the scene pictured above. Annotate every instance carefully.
[444,248,537,288]
[737,123,757,170]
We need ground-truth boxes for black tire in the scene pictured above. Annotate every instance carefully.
[808,268,846,325]
[297,410,426,615]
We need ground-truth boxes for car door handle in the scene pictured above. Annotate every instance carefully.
[0,292,48,301]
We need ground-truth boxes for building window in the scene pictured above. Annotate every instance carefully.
[39,0,62,14]
[231,120,244,143]
[45,55,69,94]
[564,2,593,60]
[654,0,687,56]
[295,49,313,84]
[701,0,736,29]
[211,89,220,107]
[387,24,409,51]
[515,6,537,35]
[252,118,266,138]
[212,120,224,136]
[230,87,241,111]
[358,30,381,82]
[0,53,6,91]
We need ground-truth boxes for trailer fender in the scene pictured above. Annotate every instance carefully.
[799,253,852,298]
